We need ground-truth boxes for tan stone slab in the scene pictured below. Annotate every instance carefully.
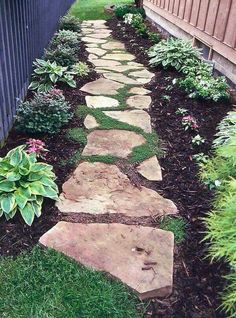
[82,129,145,158]
[137,156,162,181]
[84,115,99,129]
[81,28,94,34]
[86,33,111,39]
[127,95,152,110]
[129,87,151,95]
[57,162,177,216]
[91,59,121,67]
[103,53,135,61]
[40,222,174,300]
[128,61,144,67]
[80,78,124,95]
[95,68,111,74]
[96,65,143,73]
[88,54,98,61]
[86,47,107,56]
[129,69,155,79]
[85,20,107,25]
[104,72,141,85]
[82,37,107,44]
[86,43,99,48]
[104,110,152,133]
[136,78,152,84]
[85,95,119,108]
[101,41,125,50]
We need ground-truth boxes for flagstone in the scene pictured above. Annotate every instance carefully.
[80,78,124,95]
[103,72,141,85]
[56,162,177,217]
[103,53,135,61]
[129,69,155,79]
[104,110,152,133]
[129,87,151,95]
[137,156,162,181]
[85,95,119,108]
[84,115,99,129]
[96,65,143,73]
[86,33,111,39]
[82,37,107,44]
[86,47,107,56]
[82,129,145,158]
[127,95,152,109]
[101,41,125,50]
[128,61,144,67]
[88,54,98,61]
[86,43,99,48]
[39,222,174,300]
[91,59,121,67]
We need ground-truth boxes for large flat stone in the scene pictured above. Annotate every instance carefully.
[104,110,152,133]
[137,156,162,181]
[127,95,152,109]
[80,78,124,95]
[86,47,107,56]
[91,59,122,67]
[104,72,141,85]
[85,95,119,108]
[84,115,99,129]
[86,33,111,39]
[86,43,99,48]
[129,69,154,79]
[82,129,145,158]
[103,53,135,61]
[82,37,107,44]
[57,162,178,217]
[101,41,125,50]
[40,222,174,300]
[96,65,143,73]
[129,87,151,95]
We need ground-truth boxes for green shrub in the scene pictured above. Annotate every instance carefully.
[147,31,161,44]
[71,62,90,76]
[213,111,236,147]
[114,4,146,19]
[59,15,81,32]
[16,89,73,134]
[50,29,80,49]
[44,45,77,67]
[29,59,76,92]
[0,146,58,225]
[148,38,201,70]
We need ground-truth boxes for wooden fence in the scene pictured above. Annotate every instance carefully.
[0,0,74,144]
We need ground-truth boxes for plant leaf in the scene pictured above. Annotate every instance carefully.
[20,202,35,226]
[1,193,15,214]
[0,180,15,192]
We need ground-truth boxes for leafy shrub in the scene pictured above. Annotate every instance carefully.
[0,146,58,225]
[148,38,201,70]
[71,62,90,76]
[44,45,77,67]
[59,15,81,32]
[16,89,72,134]
[147,31,161,44]
[114,4,145,19]
[136,23,148,37]
[29,59,76,92]
[213,111,236,147]
[50,30,80,49]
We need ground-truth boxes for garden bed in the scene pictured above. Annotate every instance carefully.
[107,17,232,318]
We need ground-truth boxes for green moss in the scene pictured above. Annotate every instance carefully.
[66,128,87,145]
[82,155,119,164]
[159,217,187,244]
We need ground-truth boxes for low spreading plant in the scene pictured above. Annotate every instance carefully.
[44,45,77,67]
[182,115,199,131]
[0,146,58,225]
[175,107,188,115]
[29,59,76,92]
[59,15,81,32]
[191,134,205,146]
[16,89,72,134]
[50,30,80,49]
[192,153,208,165]
[71,62,90,76]
[114,4,145,19]
[147,31,161,44]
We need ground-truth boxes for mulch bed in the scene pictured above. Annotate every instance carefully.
[107,17,232,318]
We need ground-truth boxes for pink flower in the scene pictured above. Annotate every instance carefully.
[26,139,48,159]
[48,88,63,96]
[182,115,199,131]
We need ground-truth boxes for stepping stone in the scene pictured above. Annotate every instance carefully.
[97,65,143,73]
[86,33,111,39]
[86,43,99,48]
[127,95,152,109]
[82,37,107,44]
[137,156,162,181]
[57,162,178,216]
[129,87,151,95]
[81,28,94,34]
[104,72,140,85]
[104,110,152,133]
[101,41,125,50]
[82,129,145,158]
[103,53,135,61]
[128,61,144,67]
[129,69,154,79]
[88,54,98,61]
[136,78,152,84]
[86,20,107,25]
[80,78,124,95]
[85,95,119,108]
[40,222,174,300]
[86,47,107,56]
[91,59,121,67]
[84,115,99,129]
[95,69,111,74]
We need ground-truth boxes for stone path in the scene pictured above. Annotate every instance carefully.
[40,20,178,300]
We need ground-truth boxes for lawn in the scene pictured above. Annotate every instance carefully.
[0,247,143,318]
[70,0,133,20]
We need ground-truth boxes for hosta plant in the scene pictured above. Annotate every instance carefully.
[50,30,80,49]
[0,146,58,225]
[29,59,76,92]
[114,4,145,19]
[59,15,81,32]
[191,134,205,146]
[44,45,77,67]
[71,62,90,76]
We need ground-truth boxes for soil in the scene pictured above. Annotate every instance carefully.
[107,17,232,318]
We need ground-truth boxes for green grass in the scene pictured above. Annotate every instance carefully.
[70,0,133,21]
[0,246,144,318]
[159,217,186,244]
[66,127,87,144]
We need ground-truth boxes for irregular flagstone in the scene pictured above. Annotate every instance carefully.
[103,53,135,61]
[137,156,162,181]
[127,95,152,109]
[40,222,174,300]
[88,54,98,61]
[86,33,111,39]
[136,77,153,84]
[101,41,125,50]
[95,69,111,74]
[82,37,107,44]
[103,72,141,85]
[81,28,94,34]
[85,95,119,108]
[96,65,143,73]
[129,87,151,95]
[57,162,177,216]
[80,78,124,95]
[84,115,99,129]
[86,43,99,48]
[86,47,107,56]
[129,69,155,79]
[128,61,145,67]
[91,59,121,67]
[104,110,152,133]
[82,130,145,158]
